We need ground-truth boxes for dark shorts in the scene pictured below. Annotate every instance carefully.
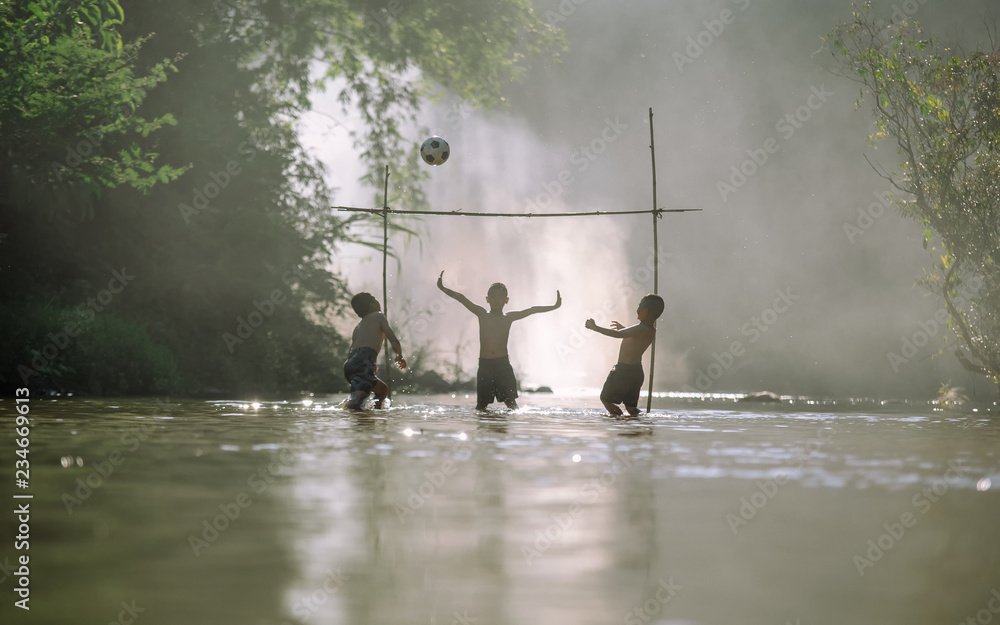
[600,362,644,407]
[343,347,379,394]
[477,356,518,406]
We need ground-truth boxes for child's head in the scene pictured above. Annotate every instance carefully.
[351,292,379,317]
[638,294,665,321]
[486,282,508,310]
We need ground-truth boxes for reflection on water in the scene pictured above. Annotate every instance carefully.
[1,394,998,625]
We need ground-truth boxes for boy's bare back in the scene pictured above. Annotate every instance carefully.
[351,312,391,353]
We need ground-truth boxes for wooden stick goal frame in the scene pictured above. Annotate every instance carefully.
[336,108,700,411]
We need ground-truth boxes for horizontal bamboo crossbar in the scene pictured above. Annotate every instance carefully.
[333,206,701,217]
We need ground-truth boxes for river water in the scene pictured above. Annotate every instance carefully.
[2,393,998,625]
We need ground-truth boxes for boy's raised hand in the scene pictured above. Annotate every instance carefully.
[437,270,445,290]
[585,318,597,330]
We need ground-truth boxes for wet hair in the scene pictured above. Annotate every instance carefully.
[640,294,665,320]
[487,282,508,299]
[351,292,377,317]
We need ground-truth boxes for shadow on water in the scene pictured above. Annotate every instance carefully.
[1,394,998,625]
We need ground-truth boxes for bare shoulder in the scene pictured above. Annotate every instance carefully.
[628,323,655,342]
[503,308,533,322]
[354,312,386,333]
[480,311,512,330]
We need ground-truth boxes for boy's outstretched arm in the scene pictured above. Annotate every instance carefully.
[378,314,407,369]
[437,271,486,316]
[585,318,643,338]
[507,290,562,320]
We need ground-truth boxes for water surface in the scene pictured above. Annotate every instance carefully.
[2,394,997,625]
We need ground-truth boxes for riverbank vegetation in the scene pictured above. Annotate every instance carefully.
[828,4,999,391]
[0,0,562,396]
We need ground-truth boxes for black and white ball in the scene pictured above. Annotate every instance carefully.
[420,136,450,166]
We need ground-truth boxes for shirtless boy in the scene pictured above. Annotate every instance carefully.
[343,292,406,410]
[437,271,561,410]
[585,293,665,416]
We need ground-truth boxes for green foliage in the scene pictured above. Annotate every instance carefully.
[74,312,185,394]
[4,0,125,52]
[0,302,185,395]
[1,0,564,397]
[827,3,1000,387]
[204,0,565,208]
[0,4,186,215]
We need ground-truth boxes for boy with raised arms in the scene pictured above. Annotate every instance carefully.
[437,271,561,410]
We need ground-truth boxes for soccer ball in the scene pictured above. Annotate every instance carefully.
[420,136,450,166]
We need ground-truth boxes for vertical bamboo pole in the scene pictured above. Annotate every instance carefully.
[646,108,658,415]
[382,165,392,403]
